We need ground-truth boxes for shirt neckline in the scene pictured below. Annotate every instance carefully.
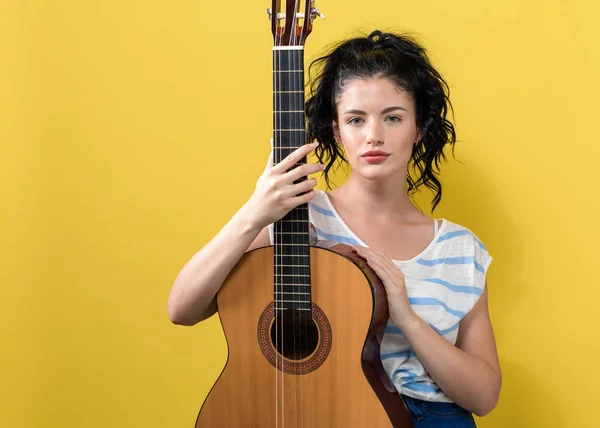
[319,190,447,265]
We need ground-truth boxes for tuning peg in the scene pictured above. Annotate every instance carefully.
[311,7,326,20]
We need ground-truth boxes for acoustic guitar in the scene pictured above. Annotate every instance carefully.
[196,2,413,427]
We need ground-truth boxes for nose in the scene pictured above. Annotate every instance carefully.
[366,120,384,146]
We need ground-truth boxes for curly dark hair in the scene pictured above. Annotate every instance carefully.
[305,30,457,212]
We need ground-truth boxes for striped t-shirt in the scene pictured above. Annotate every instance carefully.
[269,189,492,403]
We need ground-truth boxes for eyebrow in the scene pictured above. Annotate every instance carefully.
[342,106,407,115]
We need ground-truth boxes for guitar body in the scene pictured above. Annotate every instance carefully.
[196,243,413,427]
[195,3,413,426]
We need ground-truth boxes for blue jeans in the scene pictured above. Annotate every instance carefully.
[401,395,477,427]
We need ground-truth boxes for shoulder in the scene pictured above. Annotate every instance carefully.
[434,219,493,284]
[438,220,489,253]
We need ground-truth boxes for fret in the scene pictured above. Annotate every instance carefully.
[274,283,311,287]
[281,204,308,210]
[274,227,309,233]
[273,131,304,139]
[275,237,308,247]
[274,91,304,94]
[274,226,309,231]
[275,270,310,277]
[274,260,311,264]
[273,50,304,68]
[273,149,305,160]
[275,218,308,226]
[274,262,310,266]
[273,274,310,278]
[274,299,312,303]
[274,111,304,113]
[274,283,310,287]
[274,273,310,278]
[274,254,309,258]
[275,284,313,292]
[273,92,304,105]
[275,282,310,288]
[276,218,308,226]
[275,266,309,269]
[273,69,303,72]
[274,276,310,281]
[274,291,310,295]
[273,75,303,90]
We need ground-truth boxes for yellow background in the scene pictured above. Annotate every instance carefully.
[2,0,599,427]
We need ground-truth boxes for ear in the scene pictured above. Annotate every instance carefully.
[415,128,422,144]
[332,120,341,142]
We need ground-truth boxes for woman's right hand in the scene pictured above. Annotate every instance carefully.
[243,141,325,231]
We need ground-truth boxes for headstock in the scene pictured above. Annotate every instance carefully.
[267,1,325,47]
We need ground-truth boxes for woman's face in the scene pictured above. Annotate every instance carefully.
[333,77,420,182]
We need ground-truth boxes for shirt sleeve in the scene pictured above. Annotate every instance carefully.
[472,233,493,289]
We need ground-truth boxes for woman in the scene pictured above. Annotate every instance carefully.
[168,30,501,427]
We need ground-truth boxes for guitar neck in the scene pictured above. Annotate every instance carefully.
[272,46,311,310]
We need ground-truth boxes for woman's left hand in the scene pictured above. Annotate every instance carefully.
[352,245,417,329]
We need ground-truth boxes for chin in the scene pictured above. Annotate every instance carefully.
[356,165,405,181]
[355,170,394,182]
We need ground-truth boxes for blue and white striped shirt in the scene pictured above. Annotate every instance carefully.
[270,189,492,403]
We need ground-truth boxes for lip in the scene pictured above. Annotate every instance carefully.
[360,150,390,157]
[360,150,390,163]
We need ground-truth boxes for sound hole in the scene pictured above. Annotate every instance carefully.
[270,309,319,361]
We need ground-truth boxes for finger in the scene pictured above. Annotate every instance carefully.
[353,248,390,271]
[283,162,325,183]
[265,139,274,171]
[272,142,319,173]
[286,178,318,197]
[288,189,317,207]
[355,247,389,264]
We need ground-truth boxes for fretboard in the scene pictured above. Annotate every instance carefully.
[272,46,311,311]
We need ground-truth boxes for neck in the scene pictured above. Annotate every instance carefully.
[339,171,422,220]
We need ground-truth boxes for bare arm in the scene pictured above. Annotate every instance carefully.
[167,142,324,326]
[166,210,270,326]
[400,285,502,416]
[352,246,501,416]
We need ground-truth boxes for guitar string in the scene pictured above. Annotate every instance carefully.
[279,15,287,426]
[275,16,281,428]
[297,3,309,425]
[279,23,285,428]
[290,4,299,427]
[294,4,310,428]
[295,3,310,426]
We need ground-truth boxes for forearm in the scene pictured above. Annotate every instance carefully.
[399,315,501,416]
[167,204,264,325]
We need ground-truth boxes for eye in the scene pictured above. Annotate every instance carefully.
[347,117,364,125]
[386,115,402,122]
